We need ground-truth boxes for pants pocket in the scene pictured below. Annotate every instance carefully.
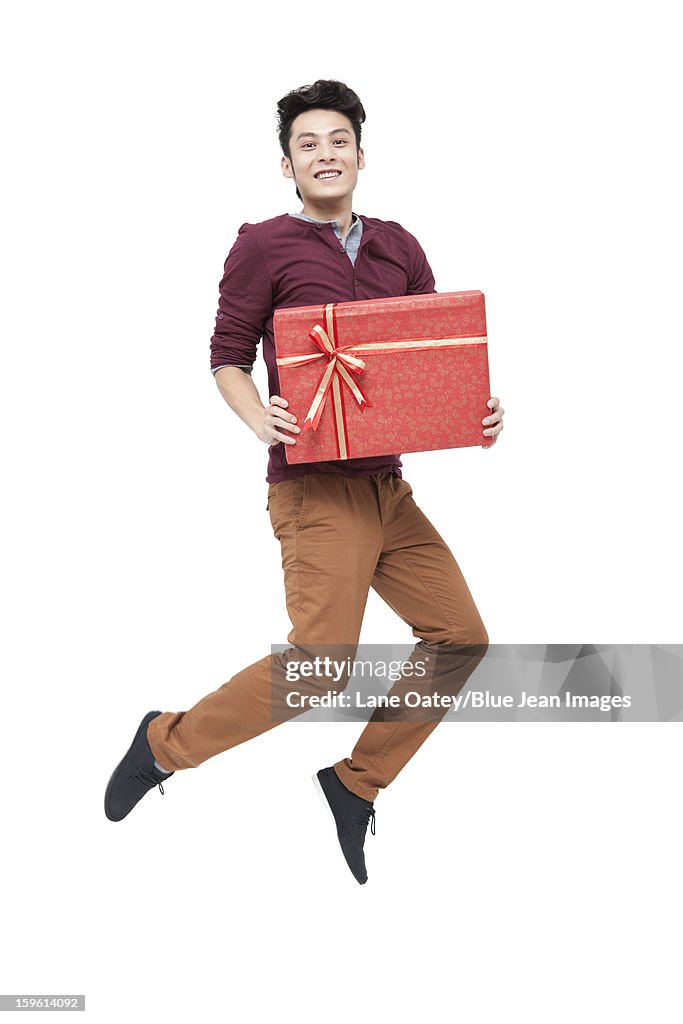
[267,477,308,537]
[266,484,274,512]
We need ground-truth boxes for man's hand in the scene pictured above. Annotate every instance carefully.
[482,396,505,447]
[257,395,301,447]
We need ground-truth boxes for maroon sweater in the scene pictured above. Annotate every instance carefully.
[209,212,437,483]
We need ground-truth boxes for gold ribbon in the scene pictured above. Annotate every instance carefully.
[276,302,487,460]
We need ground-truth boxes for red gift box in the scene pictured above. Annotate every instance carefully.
[272,290,492,464]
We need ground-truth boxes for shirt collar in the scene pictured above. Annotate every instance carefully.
[289,210,361,230]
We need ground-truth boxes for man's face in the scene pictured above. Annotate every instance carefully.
[281,108,365,202]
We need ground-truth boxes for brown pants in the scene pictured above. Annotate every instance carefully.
[147,472,488,802]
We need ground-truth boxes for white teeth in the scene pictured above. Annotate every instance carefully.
[316,171,340,179]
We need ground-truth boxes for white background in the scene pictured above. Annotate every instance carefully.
[1,1,682,1021]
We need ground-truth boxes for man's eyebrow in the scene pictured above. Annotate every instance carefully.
[294,128,352,141]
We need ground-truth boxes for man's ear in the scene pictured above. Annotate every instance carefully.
[357,147,365,171]
[281,156,294,179]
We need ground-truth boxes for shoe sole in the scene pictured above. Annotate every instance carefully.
[104,710,162,821]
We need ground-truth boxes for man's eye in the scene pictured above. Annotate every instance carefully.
[302,139,347,148]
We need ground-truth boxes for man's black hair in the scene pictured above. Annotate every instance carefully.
[276,79,366,201]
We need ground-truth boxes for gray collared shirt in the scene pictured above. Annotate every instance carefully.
[213,210,363,376]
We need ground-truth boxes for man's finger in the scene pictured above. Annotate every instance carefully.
[273,416,300,432]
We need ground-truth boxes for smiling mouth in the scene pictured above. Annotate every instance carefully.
[315,170,342,180]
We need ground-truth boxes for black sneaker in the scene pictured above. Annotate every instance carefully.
[313,767,376,885]
[104,711,174,821]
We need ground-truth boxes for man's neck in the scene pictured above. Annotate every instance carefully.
[300,200,354,238]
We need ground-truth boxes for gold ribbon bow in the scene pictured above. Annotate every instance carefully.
[275,304,371,459]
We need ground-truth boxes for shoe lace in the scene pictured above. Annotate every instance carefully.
[354,805,376,837]
[127,766,167,796]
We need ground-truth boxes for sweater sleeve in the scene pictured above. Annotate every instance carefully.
[209,223,273,373]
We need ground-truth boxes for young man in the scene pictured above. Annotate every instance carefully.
[104,79,505,884]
